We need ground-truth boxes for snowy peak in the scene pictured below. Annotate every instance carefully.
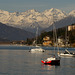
[0,8,75,33]
[11,12,20,16]
[69,10,75,16]
[44,8,64,13]
[26,9,38,13]
[21,9,40,16]
[42,8,67,20]
[0,10,9,15]
[42,8,66,15]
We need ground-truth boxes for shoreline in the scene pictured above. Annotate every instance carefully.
[0,44,75,48]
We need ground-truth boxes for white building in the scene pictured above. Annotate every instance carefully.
[68,24,75,31]
[58,37,65,47]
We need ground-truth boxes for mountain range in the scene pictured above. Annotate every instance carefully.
[45,15,75,31]
[0,8,75,33]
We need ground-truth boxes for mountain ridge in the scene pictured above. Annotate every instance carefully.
[0,22,34,41]
[0,8,75,33]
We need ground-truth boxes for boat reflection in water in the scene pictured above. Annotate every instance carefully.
[41,63,60,73]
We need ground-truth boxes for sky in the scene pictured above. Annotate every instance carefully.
[0,0,75,13]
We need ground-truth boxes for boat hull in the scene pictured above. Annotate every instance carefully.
[30,48,45,52]
[59,53,75,57]
[59,49,75,57]
[41,60,60,65]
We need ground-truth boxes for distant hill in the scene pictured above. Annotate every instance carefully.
[0,22,34,41]
[45,16,75,31]
[0,37,9,41]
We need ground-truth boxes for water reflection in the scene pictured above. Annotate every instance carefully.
[41,64,60,75]
[0,46,75,75]
[41,64,55,70]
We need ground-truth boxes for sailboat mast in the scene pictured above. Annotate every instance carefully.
[52,13,56,54]
[36,27,38,45]
[52,13,59,54]
[65,26,68,48]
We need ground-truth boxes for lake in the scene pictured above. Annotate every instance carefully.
[0,45,75,75]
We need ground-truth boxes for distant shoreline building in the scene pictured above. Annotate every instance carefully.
[43,36,52,46]
[68,24,75,31]
[57,37,65,47]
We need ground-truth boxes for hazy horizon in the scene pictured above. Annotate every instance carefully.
[0,0,75,13]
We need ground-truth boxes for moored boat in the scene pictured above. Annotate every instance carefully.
[41,56,60,65]
[30,46,45,52]
[59,49,75,57]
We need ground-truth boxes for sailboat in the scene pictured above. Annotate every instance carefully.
[59,27,75,57]
[41,15,60,65]
[30,27,45,52]
[59,49,75,57]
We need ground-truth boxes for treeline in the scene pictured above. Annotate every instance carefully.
[0,26,74,46]
[26,26,75,45]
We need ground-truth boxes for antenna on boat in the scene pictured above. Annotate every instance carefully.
[36,27,38,45]
[65,26,69,48]
[52,12,59,55]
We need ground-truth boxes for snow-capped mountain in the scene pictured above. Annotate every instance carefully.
[42,8,67,23]
[0,8,75,33]
[45,15,75,31]
[69,10,75,16]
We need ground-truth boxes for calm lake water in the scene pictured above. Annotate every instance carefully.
[0,45,75,75]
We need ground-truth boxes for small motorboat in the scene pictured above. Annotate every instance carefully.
[41,56,60,65]
[30,46,45,52]
[29,45,45,52]
[59,49,75,57]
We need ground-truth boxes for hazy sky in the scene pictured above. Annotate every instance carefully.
[0,0,75,13]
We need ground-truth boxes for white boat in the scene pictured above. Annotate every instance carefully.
[30,27,45,52]
[59,27,75,57]
[31,45,45,52]
[59,49,75,57]
[41,55,60,65]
